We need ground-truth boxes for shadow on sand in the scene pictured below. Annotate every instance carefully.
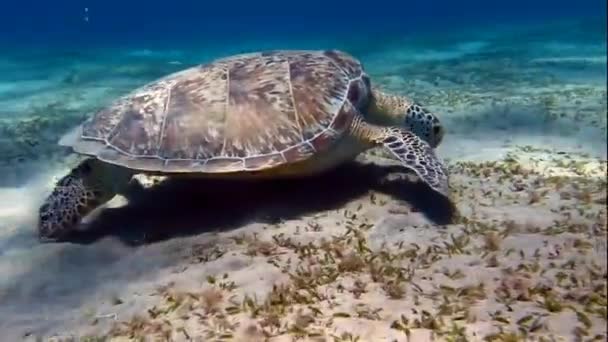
[63,161,456,246]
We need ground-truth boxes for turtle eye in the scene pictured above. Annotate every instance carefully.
[433,126,441,135]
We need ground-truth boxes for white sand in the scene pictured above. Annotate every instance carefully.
[1,127,605,341]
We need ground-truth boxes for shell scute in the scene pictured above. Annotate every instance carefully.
[221,52,300,157]
[84,80,171,157]
[288,52,351,141]
[346,78,370,109]
[323,50,363,78]
[281,142,317,163]
[244,153,286,170]
[202,158,245,172]
[309,100,357,151]
[159,63,228,160]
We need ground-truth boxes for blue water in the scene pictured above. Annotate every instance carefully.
[1,0,606,47]
[0,0,606,340]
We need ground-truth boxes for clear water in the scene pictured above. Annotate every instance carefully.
[0,1,606,340]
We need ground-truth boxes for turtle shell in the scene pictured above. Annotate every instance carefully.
[60,50,372,173]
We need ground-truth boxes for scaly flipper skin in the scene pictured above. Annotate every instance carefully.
[38,158,133,241]
[368,88,444,148]
[351,116,449,197]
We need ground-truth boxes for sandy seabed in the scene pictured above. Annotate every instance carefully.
[0,19,606,342]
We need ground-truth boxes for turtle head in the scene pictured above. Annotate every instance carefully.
[367,89,444,148]
[403,104,444,148]
[38,158,110,241]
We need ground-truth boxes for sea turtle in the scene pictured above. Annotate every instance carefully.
[38,49,449,241]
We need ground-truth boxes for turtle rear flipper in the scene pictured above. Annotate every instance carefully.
[351,117,449,197]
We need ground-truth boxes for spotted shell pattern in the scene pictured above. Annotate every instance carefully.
[64,50,372,173]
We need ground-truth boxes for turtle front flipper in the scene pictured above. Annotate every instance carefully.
[352,117,449,198]
[38,158,132,241]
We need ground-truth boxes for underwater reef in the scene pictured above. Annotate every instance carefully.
[0,19,606,342]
